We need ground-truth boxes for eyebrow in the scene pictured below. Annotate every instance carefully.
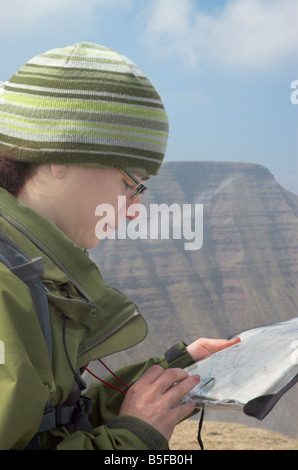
[140,175,150,182]
[130,172,150,182]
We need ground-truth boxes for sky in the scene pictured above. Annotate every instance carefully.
[0,0,297,194]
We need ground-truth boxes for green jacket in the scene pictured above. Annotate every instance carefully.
[0,188,193,450]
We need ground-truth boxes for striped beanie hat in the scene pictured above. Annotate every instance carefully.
[0,42,169,175]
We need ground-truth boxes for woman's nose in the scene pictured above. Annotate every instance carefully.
[126,198,142,221]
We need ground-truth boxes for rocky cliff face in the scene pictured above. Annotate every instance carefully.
[89,161,298,437]
[91,161,298,340]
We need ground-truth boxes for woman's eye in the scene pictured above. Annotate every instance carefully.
[124,181,134,191]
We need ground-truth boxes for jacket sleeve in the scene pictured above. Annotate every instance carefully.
[86,342,194,425]
[52,345,194,450]
[71,344,194,450]
[0,266,54,450]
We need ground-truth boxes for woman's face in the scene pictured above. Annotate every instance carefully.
[53,166,144,248]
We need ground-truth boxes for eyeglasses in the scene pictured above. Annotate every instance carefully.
[119,169,148,201]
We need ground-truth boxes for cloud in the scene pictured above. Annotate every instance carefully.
[143,0,298,69]
[0,0,129,35]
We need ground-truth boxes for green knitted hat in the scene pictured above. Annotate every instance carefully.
[0,42,169,175]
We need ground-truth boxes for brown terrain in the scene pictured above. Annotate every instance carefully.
[170,419,298,450]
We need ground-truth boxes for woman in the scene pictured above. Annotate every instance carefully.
[0,42,238,450]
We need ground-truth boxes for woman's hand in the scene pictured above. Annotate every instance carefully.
[186,336,241,363]
[119,337,239,442]
[119,365,200,441]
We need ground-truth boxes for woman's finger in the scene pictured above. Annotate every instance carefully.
[153,368,195,395]
[172,400,197,423]
[136,365,165,385]
[165,374,200,407]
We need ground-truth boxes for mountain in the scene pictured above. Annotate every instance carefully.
[88,161,298,438]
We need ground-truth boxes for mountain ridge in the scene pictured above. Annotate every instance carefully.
[89,160,298,438]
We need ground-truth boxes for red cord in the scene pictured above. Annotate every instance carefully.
[97,359,130,389]
[83,359,129,396]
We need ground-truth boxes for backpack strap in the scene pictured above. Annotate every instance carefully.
[0,231,93,447]
[0,232,52,363]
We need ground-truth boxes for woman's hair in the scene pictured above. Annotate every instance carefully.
[0,156,38,197]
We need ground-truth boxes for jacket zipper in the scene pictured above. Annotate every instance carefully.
[47,284,141,356]
[46,290,92,312]
[77,308,140,357]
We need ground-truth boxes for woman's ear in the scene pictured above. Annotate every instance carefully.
[51,165,68,179]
